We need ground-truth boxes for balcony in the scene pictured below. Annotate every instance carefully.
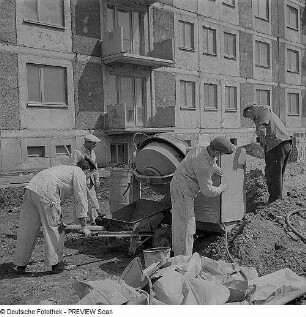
[105,103,175,134]
[102,27,174,68]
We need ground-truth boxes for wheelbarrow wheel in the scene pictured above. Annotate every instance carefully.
[153,227,172,248]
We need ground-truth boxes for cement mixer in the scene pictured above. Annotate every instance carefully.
[97,134,247,253]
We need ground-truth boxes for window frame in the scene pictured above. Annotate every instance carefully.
[287,5,299,31]
[204,83,218,110]
[256,89,271,106]
[179,80,196,110]
[110,143,128,164]
[23,0,65,29]
[106,4,144,55]
[203,26,217,56]
[224,85,237,112]
[27,146,46,158]
[26,63,68,108]
[287,49,299,74]
[224,32,236,60]
[255,40,270,68]
[287,92,300,116]
[254,0,269,21]
[55,145,71,157]
[179,20,195,51]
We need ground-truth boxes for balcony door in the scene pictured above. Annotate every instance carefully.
[109,74,145,127]
[107,5,142,55]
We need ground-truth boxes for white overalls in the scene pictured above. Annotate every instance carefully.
[14,165,88,268]
[73,145,100,223]
[170,146,223,256]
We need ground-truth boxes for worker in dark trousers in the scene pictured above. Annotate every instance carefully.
[243,103,292,204]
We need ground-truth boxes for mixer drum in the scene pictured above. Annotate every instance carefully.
[135,137,187,194]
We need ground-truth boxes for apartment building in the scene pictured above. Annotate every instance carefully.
[0,0,305,172]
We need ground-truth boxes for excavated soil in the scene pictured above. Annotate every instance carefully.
[0,145,306,304]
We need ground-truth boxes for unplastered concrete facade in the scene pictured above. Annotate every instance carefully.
[0,0,305,172]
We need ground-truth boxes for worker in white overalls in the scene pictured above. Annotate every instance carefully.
[170,136,235,256]
[14,158,96,274]
[73,134,102,224]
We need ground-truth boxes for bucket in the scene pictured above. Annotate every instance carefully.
[143,247,171,268]
[109,168,140,214]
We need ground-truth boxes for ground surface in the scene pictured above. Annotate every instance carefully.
[0,146,306,305]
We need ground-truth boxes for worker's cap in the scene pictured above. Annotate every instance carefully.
[84,134,100,143]
[210,136,235,155]
[77,157,96,171]
[243,102,258,117]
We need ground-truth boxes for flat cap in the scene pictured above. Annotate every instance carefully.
[210,136,235,155]
[84,134,100,143]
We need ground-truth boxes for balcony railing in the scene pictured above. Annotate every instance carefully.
[106,103,175,132]
[102,27,174,68]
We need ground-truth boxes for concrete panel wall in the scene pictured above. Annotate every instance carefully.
[152,7,174,42]
[220,1,239,25]
[71,0,102,57]
[285,44,302,86]
[240,83,254,128]
[74,59,104,129]
[238,0,253,30]
[198,0,220,20]
[154,71,176,108]
[0,137,22,172]
[16,0,72,52]
[302,89,306,128]
[0,52,19,130]
[272,86,281,117]
[272,0,285,38]
[301,5,306,45]
[285,88,302,128]
[285,1,301,44]
[252,0,272,35]
[173,0,197,12]
[278,41,286,83]
[272,39,279,82]
[239,31,253,79]
[0,0,16,44]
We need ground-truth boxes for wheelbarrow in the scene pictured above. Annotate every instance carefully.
[95,199,172,255]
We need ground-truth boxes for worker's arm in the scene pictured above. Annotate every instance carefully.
[72,150,83,165]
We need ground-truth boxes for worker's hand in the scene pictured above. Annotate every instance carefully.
[81,226,91,237]
[219,183,228,193]
[213,166,223,177]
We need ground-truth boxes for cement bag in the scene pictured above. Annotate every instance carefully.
[247,268,306,305]
[182,277,230,305]
[73,278,143,305]
[222,272,249,302]
[201,256,240,276]
[153,270,185,304]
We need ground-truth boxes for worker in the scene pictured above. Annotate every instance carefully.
[243,103,292,204]
[14,158,96,274]
[73,134,102,224]
[170,136,235,256]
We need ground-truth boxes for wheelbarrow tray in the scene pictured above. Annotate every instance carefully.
[99,199,171,232]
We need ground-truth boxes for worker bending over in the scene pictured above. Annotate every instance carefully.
[243,103,292,204]
[14,158,96,274]
[170,136,235,256]
[73,134,102,224]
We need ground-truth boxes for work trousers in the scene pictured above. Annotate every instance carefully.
[170,177,196,256]
[14,189,65,268]
[265,140,292,203]
[87,185,99,223]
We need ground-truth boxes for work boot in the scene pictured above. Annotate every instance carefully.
[15,265,27,274]
[51,263,65,274]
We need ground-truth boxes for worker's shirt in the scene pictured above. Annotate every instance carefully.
[253,105,291,152]
[26,165,88,219]
[173,146,222,197]
[72,145,99,186]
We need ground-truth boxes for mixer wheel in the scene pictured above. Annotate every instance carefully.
[153,226,172,248]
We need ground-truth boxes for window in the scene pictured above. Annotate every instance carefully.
[109,74,145,127]
[224,32,236,59]
[287,93,299,115]
[256,89,270,105]
[26,64,67,107]
[107,5,143,54]
[287,49,299,73]
[56,145,71,156]
[204,83,217,109]
[203,27,217,55]
[27,146,45,158]
[110,143,128,164]
[255,41,270,68]
[222,0,235,7]
[287,6,299,30]
[24,0,64,27]
[225,86,237,111]
[254,0,269,20]
[180,80,195,109]
[179,21,194,51]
